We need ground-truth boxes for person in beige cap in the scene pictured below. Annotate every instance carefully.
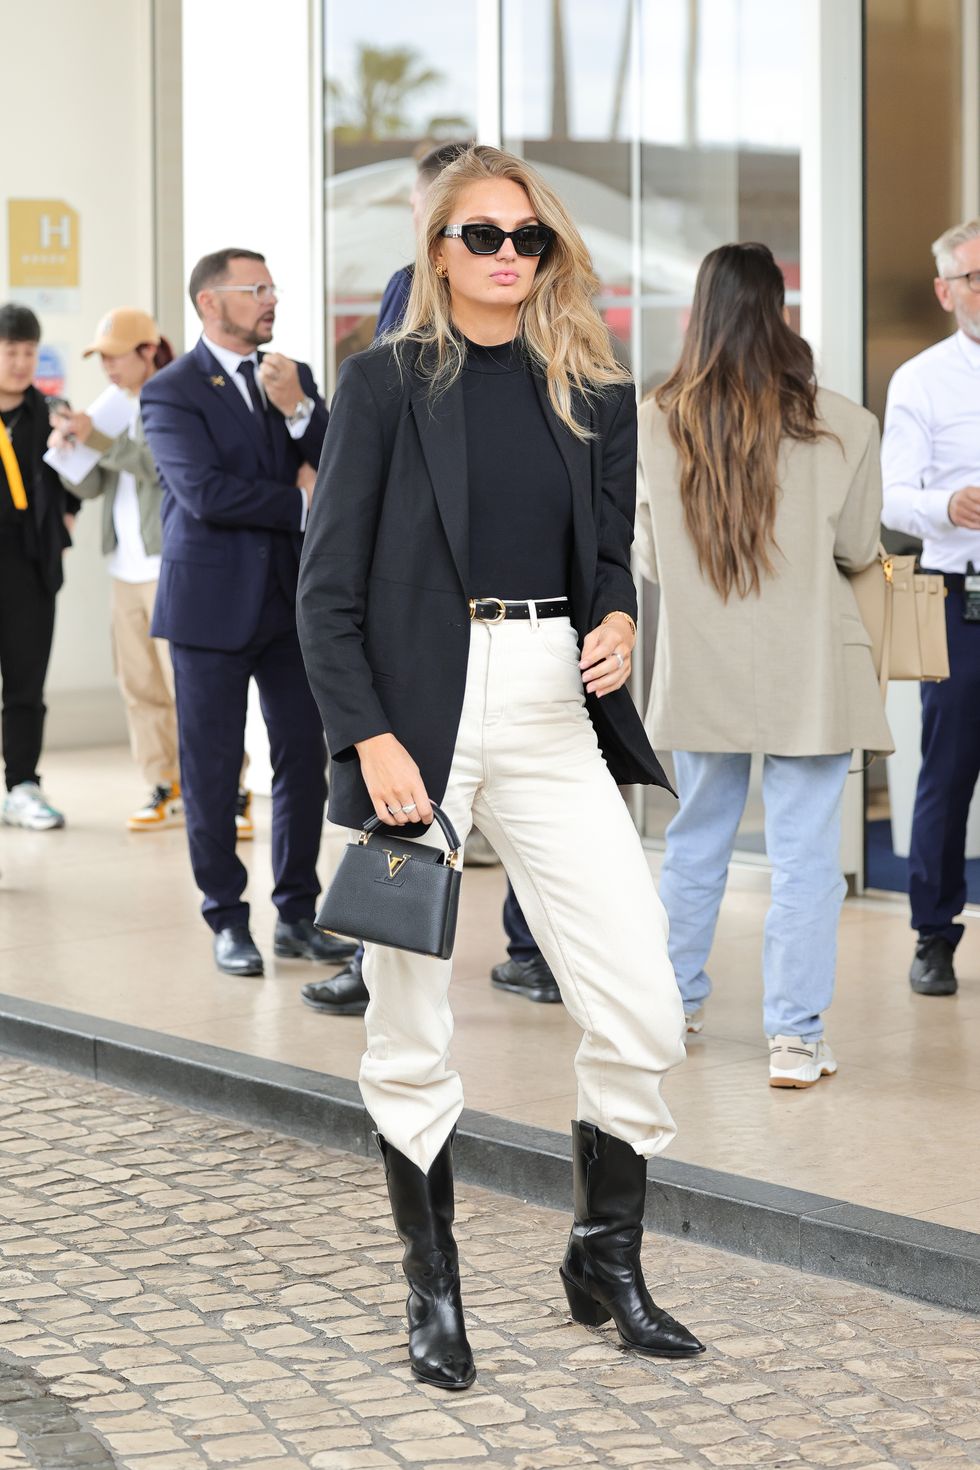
[49,309,255,837]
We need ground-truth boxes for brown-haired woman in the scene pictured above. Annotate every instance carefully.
[299,144,703,1390]
[49,309,190,832]
[636,242,892,1087]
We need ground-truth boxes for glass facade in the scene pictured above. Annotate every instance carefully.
[865,0,963,422]
[862,0,967,895]
[323,2,481,367]
[323,0,804,847]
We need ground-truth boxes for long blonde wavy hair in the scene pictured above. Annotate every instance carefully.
[388,144,630,440]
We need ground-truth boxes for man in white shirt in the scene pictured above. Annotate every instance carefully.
[881,217,980,997]
[141,248,357,979]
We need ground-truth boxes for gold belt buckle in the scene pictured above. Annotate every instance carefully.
[468,597,507,624]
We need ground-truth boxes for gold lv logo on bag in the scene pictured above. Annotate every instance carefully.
[384,851,409,879]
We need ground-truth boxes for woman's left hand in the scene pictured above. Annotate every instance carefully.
[580,614,635,697]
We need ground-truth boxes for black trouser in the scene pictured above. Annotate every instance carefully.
[0,530,56,792]
[169,582,327,933]
[503,879,541,963]
[909,575,980,947]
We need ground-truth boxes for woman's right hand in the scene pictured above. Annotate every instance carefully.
[355,733,433,827]
[48,410,93,449]
[46,419,74,452]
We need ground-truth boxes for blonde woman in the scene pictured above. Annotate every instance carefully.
[298,145,702,1391]
[636,242,892,1086]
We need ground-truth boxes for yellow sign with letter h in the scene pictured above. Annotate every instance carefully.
[7,199,80,311]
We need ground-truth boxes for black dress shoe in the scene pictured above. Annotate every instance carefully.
[214,925,264,977]
[301,953,369,1015]
[274,917,357,965]
[491,955,562,1003]
[909,936,958,996]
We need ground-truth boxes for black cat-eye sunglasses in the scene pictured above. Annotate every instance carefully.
[440,223,554,257]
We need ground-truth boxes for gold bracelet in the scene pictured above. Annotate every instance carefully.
[602,611,637,639]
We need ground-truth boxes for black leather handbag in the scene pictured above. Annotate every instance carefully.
[314,804,462,960]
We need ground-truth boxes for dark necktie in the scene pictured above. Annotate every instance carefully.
[237,360,270,446]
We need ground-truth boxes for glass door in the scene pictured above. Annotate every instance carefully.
[323,1,482,378]
[637,0,803,851]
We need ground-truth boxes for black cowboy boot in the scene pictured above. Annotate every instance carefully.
[376,1131,476,1391]
[560,1121,705,1359]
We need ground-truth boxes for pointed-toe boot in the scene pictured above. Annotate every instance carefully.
[560,1120,705,1359]
[376,1131,476,1390]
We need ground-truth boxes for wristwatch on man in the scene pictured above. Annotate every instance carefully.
[285,395,315,427]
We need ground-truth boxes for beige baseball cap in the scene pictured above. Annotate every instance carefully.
[83,307,161,358]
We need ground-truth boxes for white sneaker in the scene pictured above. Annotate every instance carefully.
[2,782,65,831]
[685,1007,705,1034]
[768,1034,838,1089]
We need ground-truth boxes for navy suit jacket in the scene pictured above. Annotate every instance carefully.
[375,265,413,336]
[141,338,327,651]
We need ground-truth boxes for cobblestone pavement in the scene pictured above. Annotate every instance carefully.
[0,1061,975,1470]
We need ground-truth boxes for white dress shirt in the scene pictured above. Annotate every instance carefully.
[201,334,312,530]
[881,328,980,571]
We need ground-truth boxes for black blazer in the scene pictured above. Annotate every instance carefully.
[297,341,670,830]
[17,386,78,594]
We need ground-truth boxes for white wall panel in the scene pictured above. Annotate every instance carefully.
[0,0,155,744]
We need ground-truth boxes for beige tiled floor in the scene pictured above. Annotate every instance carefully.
[2,747,979,1231]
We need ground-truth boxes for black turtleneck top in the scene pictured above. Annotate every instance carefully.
[461,337,572,600]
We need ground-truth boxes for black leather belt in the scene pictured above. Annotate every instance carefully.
[468,597,570,623]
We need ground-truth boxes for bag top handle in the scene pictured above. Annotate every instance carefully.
[362,802,462,856]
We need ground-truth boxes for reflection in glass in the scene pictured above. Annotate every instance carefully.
[639,0,802,396]
[324,3,478,374]
[503,0,633,298]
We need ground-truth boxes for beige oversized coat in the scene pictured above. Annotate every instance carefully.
[635,389,894,757]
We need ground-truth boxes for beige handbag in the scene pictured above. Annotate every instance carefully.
[850,544,949,694]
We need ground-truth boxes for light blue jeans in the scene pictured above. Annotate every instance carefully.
[658,752,851,1039]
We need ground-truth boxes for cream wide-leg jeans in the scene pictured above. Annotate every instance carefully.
[360,616,687,1174]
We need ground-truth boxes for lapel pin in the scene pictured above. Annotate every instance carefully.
[210,374,226,388]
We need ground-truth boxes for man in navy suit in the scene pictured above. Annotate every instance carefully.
[141,247,356,977]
